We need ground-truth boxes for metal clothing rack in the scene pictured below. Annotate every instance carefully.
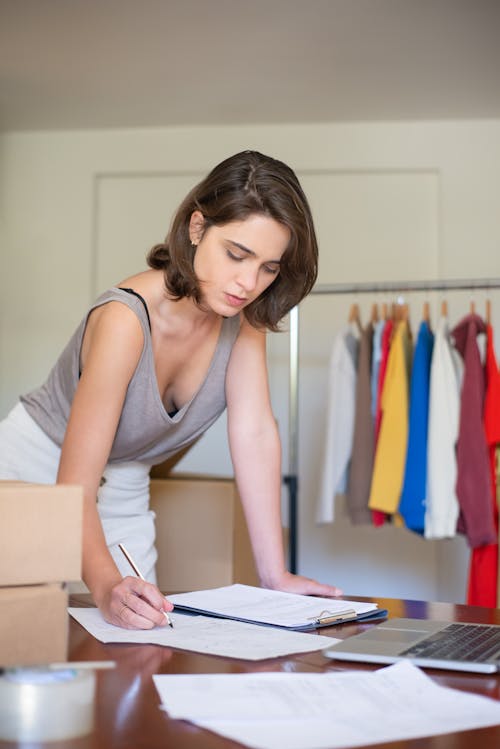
[284,277,500,574]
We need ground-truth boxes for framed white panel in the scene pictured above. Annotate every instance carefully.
[93,172,203,296]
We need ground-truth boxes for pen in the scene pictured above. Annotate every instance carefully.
[118,543,173,628]
[48,661,117,671]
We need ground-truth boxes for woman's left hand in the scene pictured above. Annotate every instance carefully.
[265,571,343,598]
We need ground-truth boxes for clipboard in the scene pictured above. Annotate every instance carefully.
[169,584,388,631]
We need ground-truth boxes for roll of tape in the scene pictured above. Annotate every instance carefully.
[0,667,96,741]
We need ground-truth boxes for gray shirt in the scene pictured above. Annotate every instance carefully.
[21,287,241,465]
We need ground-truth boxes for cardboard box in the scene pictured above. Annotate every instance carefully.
[0,482,83,586]
[150,477,259,593]
[0,583,68,667]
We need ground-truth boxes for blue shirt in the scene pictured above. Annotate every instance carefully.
[399,321,434,533]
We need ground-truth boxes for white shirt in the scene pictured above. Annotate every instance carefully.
[424,316,463,539]
[316,325,359,524]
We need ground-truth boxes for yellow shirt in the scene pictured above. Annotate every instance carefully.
[368,320,412,515]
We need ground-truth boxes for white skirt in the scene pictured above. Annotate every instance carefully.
[0,402,157,586]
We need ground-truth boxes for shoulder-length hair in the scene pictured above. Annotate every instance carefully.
[147,150,318,332]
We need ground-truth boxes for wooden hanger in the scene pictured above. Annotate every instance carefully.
[441,299,448,317]
[348,303,362,331]
[393,301,407,322]
[422,301,431,323]
[381,302,388,321]
[370,303,379,323]
[486,299,491,324]
[470,300,476,315]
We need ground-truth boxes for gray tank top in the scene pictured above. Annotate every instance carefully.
[21,287,241,465]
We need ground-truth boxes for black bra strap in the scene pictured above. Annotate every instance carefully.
[119,287,152,331]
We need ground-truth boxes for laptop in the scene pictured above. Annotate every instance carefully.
[323,617,500,674]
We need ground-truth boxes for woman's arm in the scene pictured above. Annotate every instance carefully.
[57,302,172,628]
[225,319,342,597]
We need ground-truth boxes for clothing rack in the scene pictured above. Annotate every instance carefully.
[284,277,500,574]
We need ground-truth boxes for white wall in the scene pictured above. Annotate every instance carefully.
[2,121,499,603]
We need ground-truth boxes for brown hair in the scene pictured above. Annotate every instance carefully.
[147,150,318,331]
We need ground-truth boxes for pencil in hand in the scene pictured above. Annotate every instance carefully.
[118,543,174,628]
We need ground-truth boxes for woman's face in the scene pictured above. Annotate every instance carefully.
[190,211,290,316]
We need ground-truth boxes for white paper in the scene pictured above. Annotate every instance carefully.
[168,584,377,629]
[68,608,338,660]
[153,661,500,749]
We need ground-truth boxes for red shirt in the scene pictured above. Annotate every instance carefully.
[467,324,500,606]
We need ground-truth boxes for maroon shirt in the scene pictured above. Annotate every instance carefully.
[452,314,496,548]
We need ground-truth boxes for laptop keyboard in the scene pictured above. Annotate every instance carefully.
[401,623,500,662]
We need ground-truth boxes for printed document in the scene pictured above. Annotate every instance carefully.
[68,608,338,660]
[153,660,500,749]
[169,583,381,629]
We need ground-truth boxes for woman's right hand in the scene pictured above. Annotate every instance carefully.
[99,576,174,630]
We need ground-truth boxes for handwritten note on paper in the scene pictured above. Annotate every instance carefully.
[68,608,338,660]
[153,661,500,749]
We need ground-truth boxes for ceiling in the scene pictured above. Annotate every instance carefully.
[1,0,500,132]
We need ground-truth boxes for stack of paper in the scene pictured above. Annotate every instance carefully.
[153,660,500,749]
[69,584,384,660]
[69,608,338,660]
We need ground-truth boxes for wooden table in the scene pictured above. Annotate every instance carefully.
[4,596,500,748]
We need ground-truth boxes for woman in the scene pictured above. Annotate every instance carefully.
[0,150,341,629]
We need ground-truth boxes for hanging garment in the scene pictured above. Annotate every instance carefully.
[467,323,500,605]
[346,322,374,525]
[399,320,434,534]
[452,314,496,548]
[374,320,394,440]
[425,315,463,540]
[316,324,359,524]
[370,318,385,421]
[371,318,394,527]
[368,320,412,516]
